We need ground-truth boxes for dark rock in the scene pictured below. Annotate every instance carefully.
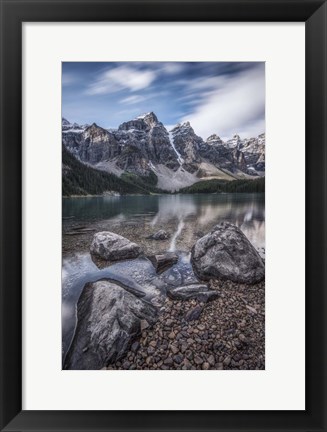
[64,279,157,370]
[167,283,219,302]
[191,222,265,284]
[90,231,141,261]
[148,252,178,273]
[131,341,140,353]
[184,305,203,321]
[173,354,183,364]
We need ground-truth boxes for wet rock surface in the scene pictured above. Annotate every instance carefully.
[107,280,265,370]
[148,230,170,240]
[64,279,157,370]
[191,222,265,284]
[90,231,141,261]
[167,283,219,302]
[149,252,178,273]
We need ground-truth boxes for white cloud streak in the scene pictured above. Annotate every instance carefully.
[87,65,157,95]
[120,95,146,105]
[181,65,265,140]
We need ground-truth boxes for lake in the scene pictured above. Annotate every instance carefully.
[62,193,265,361]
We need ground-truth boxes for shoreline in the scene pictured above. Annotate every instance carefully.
[62,194,265,370]
[106,279,265,370]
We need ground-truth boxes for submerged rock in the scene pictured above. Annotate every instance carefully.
[191,222,264,284]
[90,231,141,261]
[148,252,178,273]
[167,283,218,302]
[148,230,170,240]
[64,279,157,370]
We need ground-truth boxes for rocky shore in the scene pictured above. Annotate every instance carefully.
[63,222,265,371]
[106,280,265,370]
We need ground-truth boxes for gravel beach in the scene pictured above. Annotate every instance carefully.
[107,279,265,370]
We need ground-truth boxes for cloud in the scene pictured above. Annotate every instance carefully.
[87,65,157,95]
[181,65,265,140]
[120,95,146,105]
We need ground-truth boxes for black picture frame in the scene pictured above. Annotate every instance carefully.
[1,0,326,431]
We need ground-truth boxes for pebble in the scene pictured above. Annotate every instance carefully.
[194,355,203,365]
[140,320,150,331]
[223,356,231,366]
[208,354,215,366]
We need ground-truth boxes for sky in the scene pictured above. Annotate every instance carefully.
[62,62,265,141]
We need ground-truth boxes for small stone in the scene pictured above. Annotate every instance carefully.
[168,331,176,339]
[194,355,203,365]
[171,344,179,354]
[246,305,257,314]
[223,356,231,366]
[140,320,150,331]
[147,346,155,355]
[208,354,215,366]
[149,340,157,348]
[173,354,183,364]
[183,358,192,369]
[164,357,173,366]
[131,341,140,353]
[202,362,210,370]
[185,305,203,321]
[197,324,206,331]
[239,333,248,344]
[216,362,224,370]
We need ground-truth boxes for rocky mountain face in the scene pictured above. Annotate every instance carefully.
[62,112,265,190]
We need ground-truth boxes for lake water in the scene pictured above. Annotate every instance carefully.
[62,193,265,361]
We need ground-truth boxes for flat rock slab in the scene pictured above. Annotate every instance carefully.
[191,222,265,284]
[167,283,218,302]
[90,231,141,261]
[148,230,170,240]
[64,279,157,370]
[148,252,178,273]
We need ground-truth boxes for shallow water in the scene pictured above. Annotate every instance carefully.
[62,193,265,360]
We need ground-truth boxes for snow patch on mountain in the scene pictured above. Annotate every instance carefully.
[168,131,184,165]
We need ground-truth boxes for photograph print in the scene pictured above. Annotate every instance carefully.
[62,62,265,370]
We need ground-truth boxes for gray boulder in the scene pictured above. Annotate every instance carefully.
[64,279,157,370]
[90,231,141,261]
[167,283,218,302]
[191,222,264,284]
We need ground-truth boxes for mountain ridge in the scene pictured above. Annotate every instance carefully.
[62,112,265,192]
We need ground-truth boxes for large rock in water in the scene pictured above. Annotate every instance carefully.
[191,222,265,284]
[90,231,141,261]
[64,280,157,370]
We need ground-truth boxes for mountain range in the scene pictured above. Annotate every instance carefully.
[62,112,265,193]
